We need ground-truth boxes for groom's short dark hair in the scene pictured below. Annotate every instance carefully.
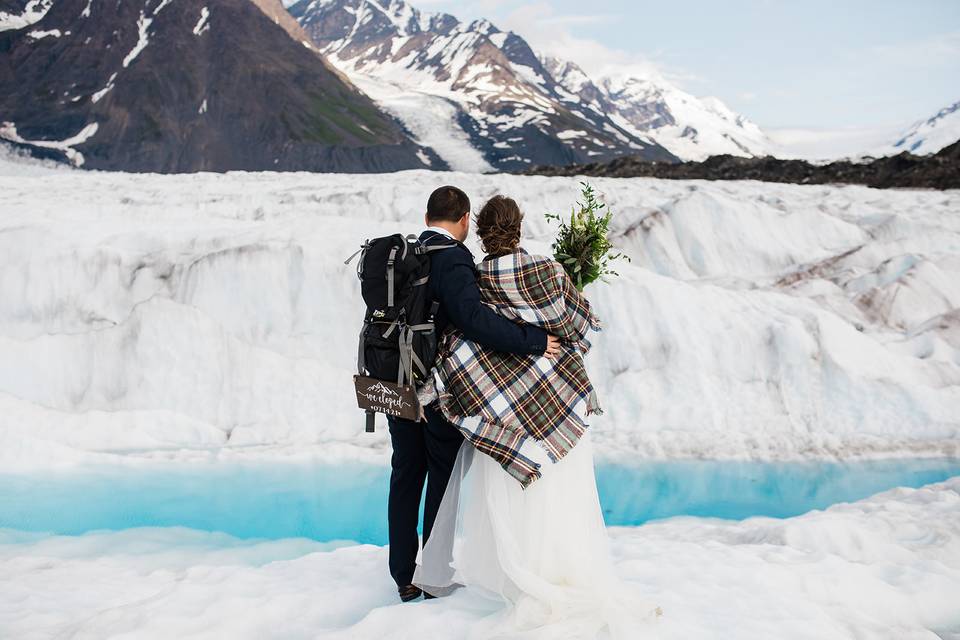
[426,186,471,223]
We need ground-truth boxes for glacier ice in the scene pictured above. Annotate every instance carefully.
[0,168,957,467]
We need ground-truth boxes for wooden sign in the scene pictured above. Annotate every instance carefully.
[353,375,423,422]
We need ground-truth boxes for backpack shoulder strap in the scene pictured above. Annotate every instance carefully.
[418,237,459,254]
[422,243,456,253]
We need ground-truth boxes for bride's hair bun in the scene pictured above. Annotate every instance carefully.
[475,195,523,257]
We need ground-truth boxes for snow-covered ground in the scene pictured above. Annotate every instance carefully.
[2,477,958,639]
[0,166,958,468]
[0,142,72,176]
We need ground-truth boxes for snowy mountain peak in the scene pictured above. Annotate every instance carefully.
[362,0,430,35]
[885,99,960,156]
[296,0,450,39]
[540,56,592,94]
[593,72,772,160]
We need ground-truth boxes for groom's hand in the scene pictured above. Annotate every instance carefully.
[544,335,562,359]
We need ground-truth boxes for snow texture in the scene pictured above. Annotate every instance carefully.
[0,121,98,167]
[193,6,209,35]
[123,10,154,68]
[0,0,52,32]
[348,73,494,173]
[0,142,72,175]
[91,72,118,104]
[26,27,60,38]
[0,168,957,469]
[123,0,175,69]
[1,477,958,639]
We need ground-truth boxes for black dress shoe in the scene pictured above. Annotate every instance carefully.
[398,584,423,602]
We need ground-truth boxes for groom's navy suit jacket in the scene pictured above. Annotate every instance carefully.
[420,230,547,355]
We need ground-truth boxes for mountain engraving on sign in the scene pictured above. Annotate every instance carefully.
[353,375,422,421]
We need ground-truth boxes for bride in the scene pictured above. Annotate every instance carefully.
[414,195,659,639]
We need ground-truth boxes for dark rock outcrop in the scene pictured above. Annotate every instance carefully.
[0,0,438,173]
[524,140,960,190]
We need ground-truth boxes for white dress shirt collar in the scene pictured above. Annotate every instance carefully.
[425,225,456,240]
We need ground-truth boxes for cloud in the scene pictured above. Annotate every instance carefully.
[864,31,960,67]
[766,124,904,160]
[495,1,677,83]
[536,13,611,27]
[390,0,726,91]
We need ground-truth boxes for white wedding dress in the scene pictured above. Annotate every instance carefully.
[414,432,659,639]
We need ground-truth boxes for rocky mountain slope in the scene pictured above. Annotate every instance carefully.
[290,0,680,172]
[291,0,772,170]
[526,139,960,190]
[0,0,435,172]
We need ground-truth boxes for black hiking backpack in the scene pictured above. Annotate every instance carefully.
[345,233,456,432]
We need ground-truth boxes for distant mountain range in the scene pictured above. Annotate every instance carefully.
[290,0,675,171]
[0,0,955,174]
[0,0,434,172]
[289,0,773,171]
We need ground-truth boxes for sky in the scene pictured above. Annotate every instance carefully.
[414,0,959,150]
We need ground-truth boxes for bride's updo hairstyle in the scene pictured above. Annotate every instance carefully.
[475,195,523,257]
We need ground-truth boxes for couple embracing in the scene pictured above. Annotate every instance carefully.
[358,186,655,638]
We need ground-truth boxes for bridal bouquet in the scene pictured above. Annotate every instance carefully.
[545,182,629,291]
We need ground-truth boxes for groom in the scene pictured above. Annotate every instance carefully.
[387,185,561,602]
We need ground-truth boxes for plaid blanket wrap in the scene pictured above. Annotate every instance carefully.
[435,248,602,488]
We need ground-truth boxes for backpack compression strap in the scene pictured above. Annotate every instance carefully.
[386,246,399,308]
[385,236,420,310]
[394,240,454,385]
